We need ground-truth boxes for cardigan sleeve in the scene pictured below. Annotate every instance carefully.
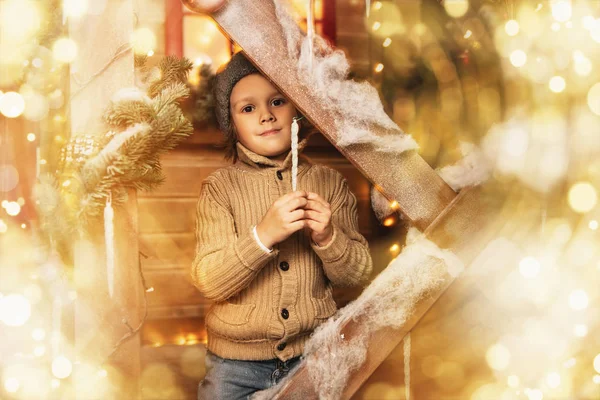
[191,179,279,302]
[310,172,373,287]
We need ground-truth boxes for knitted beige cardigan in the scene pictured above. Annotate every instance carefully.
[192,137,373,361]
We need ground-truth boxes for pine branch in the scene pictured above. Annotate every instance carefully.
[148,56,193,98]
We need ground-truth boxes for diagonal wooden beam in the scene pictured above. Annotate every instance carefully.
[274,183,516,399]
[205,0,457,232]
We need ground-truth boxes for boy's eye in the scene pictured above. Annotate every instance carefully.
[272,98,286,106]
[241,105,254,113]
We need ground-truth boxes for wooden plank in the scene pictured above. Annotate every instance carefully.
[210,0,457,232]
[144,268,206,307]
[147,304,206,320]
[138,198,197,234]
[139,232,196,269]
[69,1,140,398]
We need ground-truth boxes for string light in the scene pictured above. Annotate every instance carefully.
[382,38,392,47]
[372,21,381,31]
[389,244,400,253]
[0,220,7,234]
[383,216,395,226]
[594,353,600,373]
[27,133,36,142]
[589,220,598,230]
[374,63,384,73]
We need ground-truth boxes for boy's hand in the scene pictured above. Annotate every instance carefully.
[256,191,308,249]
[304,192,333,247]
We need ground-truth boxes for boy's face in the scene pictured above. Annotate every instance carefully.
[230,73,298,160]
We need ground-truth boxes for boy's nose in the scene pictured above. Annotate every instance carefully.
[261,113,275,123]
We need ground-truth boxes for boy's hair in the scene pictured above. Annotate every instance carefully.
[214,52,316,162]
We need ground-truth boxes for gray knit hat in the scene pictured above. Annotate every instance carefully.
[214,52,259,136]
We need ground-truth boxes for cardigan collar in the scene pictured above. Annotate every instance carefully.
[235,135,312,171]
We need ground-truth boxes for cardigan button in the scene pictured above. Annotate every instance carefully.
[279,261,289,271]
[276,171,283,180]
[281,309,289,319]
[277,342,287,351]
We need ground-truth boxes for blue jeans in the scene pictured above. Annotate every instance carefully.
[197,351,302,400]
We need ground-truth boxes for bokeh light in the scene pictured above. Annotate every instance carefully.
[594,353,600,373]
[573,324,588,337]
[587,83,600,116]
[52,356,73,379]
[568,289,589,310]
[0,92,26,118]
[4,377,20,393]
[519,256,540,278]
[0,294,32,326]
[130,27,157,55]
[5,201,21,216]
[0,0,41,41]
[510,50,527,67]
[568,182,597,213]
[507,375,520,388]
[505,20,519,36]
[63,0,89,17]
[551,0,572,22]
[549,76,566,93]
[52,38,78,63]
[444,0,469,18]
[486,343,511,371]
[546,371,561,388]
[0,165,19,192]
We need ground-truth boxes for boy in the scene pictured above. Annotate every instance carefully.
[193,52,372,399]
